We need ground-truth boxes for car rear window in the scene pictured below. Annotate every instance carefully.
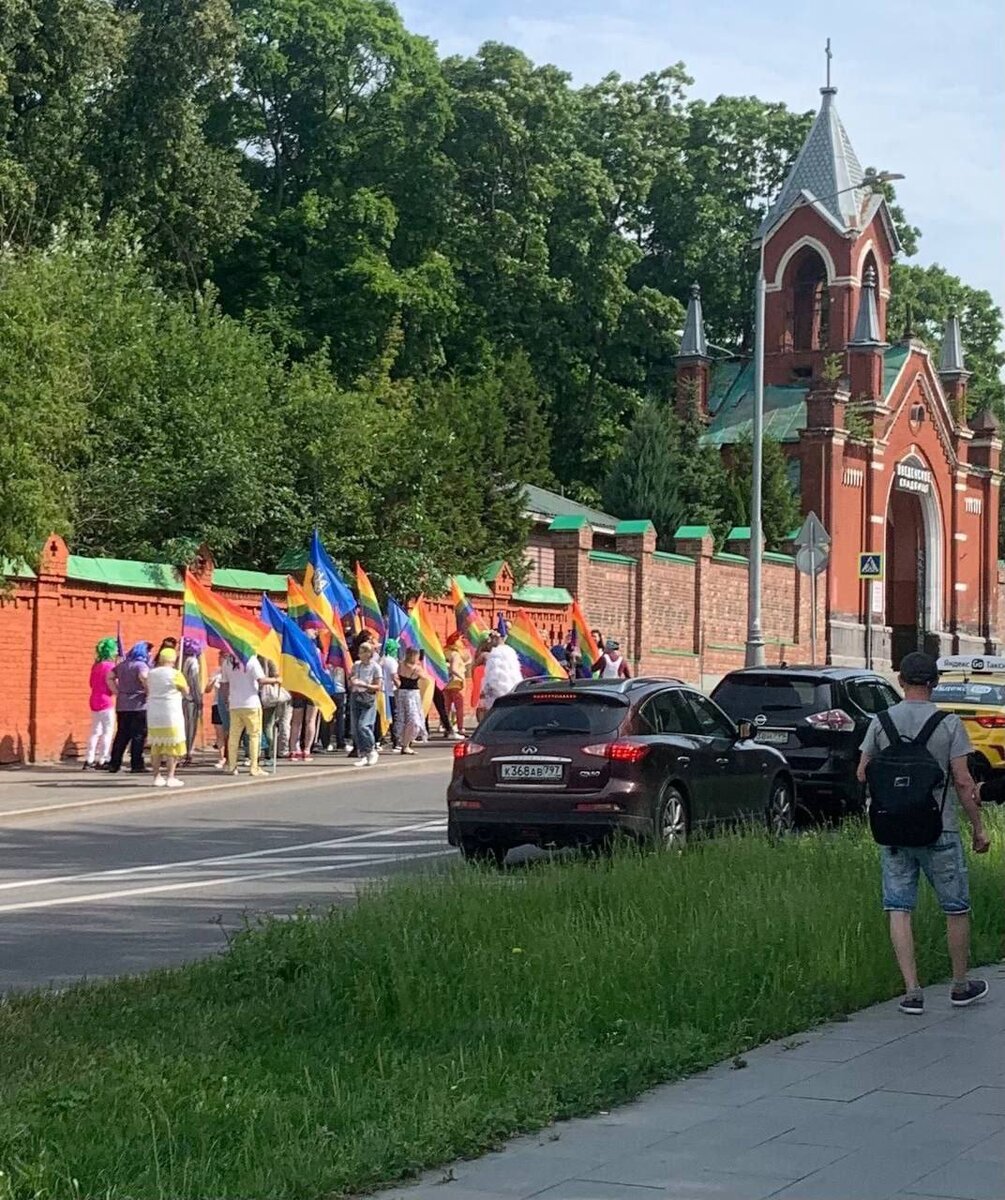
[713,677,834,721]
[933,681,1005,706]
[478,698,626,740]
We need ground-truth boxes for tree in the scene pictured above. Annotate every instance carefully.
[723,435,802,552]
[887,262,1005,415]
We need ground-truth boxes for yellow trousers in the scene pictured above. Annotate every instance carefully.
[227,706,262,772]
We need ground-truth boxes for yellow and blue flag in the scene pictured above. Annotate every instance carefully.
[261,594,337,721]
[303,530,356,628]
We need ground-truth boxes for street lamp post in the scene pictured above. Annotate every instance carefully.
[744,172,904,668]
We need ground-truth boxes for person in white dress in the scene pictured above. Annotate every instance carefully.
[143,647,190,788]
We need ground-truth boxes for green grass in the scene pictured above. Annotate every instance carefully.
[1,817,1002,1200]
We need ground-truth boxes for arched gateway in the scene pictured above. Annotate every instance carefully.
[675,79,1002,670]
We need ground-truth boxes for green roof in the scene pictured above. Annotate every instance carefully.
[548,515,589,532]
[704,346,915,448]
[1,558,35,579]
[589,550,635,565]
[523,484,620,531]
[653,551,695,566]
[276,548,308,572]
[454,573,492,598]
[615,519,655,536]
[714,552,749,565]
[213,568,286,593]
[674,525,712,539]
[483,559,506,582]
[67,555,182,592]
[726,526,751,541]
[512,585,572,605]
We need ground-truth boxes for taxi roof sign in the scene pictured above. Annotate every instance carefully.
[937,656,1005,674]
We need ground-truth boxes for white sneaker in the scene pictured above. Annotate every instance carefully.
[366,750,379,766]
[166,777,185,789]
[153,774,166,787]
[448,732,464,741]
[353,757,368,768]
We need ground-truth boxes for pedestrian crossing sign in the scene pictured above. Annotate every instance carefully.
[858,552,885,580]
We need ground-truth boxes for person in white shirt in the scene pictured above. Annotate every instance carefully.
[222,655,279,776]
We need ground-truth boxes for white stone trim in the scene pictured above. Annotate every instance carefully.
[964,496,982,515]
[955,583,968,592]
[954,532,968,541]
[870,514,885,525]
[766,235,838,293]
[843,467,864,487]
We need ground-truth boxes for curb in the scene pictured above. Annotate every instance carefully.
[0,753,453,822]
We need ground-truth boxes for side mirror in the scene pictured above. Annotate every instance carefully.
[736,719,754,742]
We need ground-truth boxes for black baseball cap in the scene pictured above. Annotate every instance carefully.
[898,651,939,686]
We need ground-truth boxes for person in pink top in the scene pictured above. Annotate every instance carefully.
[84,637,118,770]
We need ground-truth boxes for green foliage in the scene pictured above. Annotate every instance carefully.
[887,262,1005,415]
[723,434,803,552]
[0,816,1001,1198]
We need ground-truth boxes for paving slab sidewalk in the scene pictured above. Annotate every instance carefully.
[376,963,1005,1200]
[0,745,453,820]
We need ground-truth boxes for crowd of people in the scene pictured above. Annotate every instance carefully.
[82,616,632,781]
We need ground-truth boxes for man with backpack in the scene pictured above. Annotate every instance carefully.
[857,652,991,1014]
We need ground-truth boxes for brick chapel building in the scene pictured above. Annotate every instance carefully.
[677,82,1002,669]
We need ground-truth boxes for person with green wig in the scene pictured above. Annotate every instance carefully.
[83,637,119,769]
[380,637,400,750]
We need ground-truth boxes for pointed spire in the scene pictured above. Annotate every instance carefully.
[938,311,967,376]
[850,266,884,346]
[678,282,709,359]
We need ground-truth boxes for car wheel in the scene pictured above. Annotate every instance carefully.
[459,840,508,866]
[766,776,795,838]
[654,785,689,850]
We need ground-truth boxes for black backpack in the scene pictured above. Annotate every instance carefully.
[865,710,949,847]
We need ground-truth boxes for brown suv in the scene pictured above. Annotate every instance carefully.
[447,677,793,863]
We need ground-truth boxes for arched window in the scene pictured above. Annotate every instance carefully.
[789,247,830,352]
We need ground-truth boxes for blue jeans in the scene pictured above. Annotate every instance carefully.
[351,697,377,756]
[881,832,971,915]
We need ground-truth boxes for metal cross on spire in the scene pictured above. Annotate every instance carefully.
[825,37,833,89]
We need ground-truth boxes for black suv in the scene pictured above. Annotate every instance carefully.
[711,667,901,817]
[448,676,793,862]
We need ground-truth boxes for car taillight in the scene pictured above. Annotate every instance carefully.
[971,715,1005,729]
[453,741,485,760]
[805,709,856,733]
[583,741,650,763]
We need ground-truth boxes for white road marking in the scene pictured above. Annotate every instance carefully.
[0,819,447,893]
[0,850,454,914]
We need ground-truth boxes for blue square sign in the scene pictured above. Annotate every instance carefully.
[858,552,885,580]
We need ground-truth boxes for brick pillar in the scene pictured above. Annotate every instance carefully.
[548,517,593,604]
[615,520,656,670]
[31,533,69,762]
[674,526,715,657]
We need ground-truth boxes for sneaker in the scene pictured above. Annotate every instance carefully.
[214,759,227,770]
[366,750,379,766]
[951,979,989,1007]
[153,775,166,788]
[249,768,268,778]
[898,993,924,1015]
[166,777,185,789]
[81,762,92,771]
[353,757,368,768]
[448,732,464,741]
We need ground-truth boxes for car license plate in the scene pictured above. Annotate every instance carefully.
[499,762,564,782]
[755,729,790,745]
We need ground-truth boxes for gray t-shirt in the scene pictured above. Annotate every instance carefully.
[861,700,971,833]
[349,661,382,706]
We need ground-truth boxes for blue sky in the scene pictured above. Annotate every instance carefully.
[399,0,1005,317]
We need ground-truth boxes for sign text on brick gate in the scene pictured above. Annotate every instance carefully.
[858,552,885,580]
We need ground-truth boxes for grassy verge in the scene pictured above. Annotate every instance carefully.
[1,816,1003,1200]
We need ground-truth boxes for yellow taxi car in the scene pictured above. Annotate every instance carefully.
[934,656,1005,799]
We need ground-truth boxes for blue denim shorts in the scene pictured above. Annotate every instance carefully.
[881,832,970,915]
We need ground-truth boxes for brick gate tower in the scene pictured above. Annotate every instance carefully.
[685,81,1002,669]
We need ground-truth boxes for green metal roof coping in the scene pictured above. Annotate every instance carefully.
[653,551,695,566]
[523,484,620,530]
[615,519,655,536]
[67,555,183,592]
[512,585,572,605]
[589,550,636,565]
[454,573,492,597]
[483,559,506,582]
[764,551,796,565]
[548,515,589,532]
[276,548,308,572]
[1,558,36,579]
[726,526,751,541]
[674,524,713,539]
[713,552,749,566]
[213,568,286,593]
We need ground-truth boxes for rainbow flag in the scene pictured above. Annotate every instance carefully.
[327,611,354,673]
[570,598,600,665]
[355,563,386,641]
[184,571,279,665]
[287,576,326,632]
[450,578,489,652]
[508,609,568,680]
[261,595,336,720]
[405,597,449,689]
[303,530,356,626]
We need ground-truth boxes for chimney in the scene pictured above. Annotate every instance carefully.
[847,266,887,402]
[939,312,970,425]
[675,283,712,417]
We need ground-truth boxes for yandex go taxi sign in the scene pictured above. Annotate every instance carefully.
[937,656,1005,674]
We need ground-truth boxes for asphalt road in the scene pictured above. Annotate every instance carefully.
[0,757,455,992]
